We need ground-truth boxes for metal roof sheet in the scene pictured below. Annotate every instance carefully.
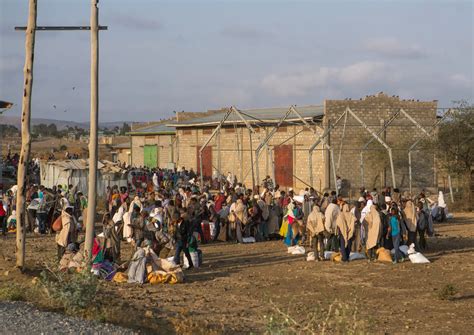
[128,123,176,135]
[167,105,324,127]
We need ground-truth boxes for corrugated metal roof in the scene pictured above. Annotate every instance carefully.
[128,123,176,135]
[167,105,324,127]
[41,159,126,173]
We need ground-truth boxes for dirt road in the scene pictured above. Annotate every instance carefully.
[1,213,473,334]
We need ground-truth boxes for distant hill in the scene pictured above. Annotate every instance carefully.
[0,115,133,130]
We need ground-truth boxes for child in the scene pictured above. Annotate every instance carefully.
[387,207,404,263]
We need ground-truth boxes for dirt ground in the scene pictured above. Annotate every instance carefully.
[1,212,474,334]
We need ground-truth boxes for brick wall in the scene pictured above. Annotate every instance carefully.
[324,93,437,192]
[175,124,328,192]
[131,134,177,168]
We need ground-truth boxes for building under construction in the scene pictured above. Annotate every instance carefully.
[131,93,440,193]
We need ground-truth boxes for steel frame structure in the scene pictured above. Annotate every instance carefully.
[197,104,462,194]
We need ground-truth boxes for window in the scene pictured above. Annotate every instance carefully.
[203,128,213,135]
[225,128,235,133]
[277,126,287,133]
[182,129,192,135]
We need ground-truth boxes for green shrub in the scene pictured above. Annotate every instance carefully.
[0,285,26,301]
[39,267,98,314]
[438,284,458,301]
[265,299,369,335]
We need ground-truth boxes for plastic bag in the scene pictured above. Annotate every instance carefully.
[324,251,335,260]
[349,252,366,261]
[390,245,409,256]
[289,245,305,255]
[408,252,430,264]
[242,237,256,243]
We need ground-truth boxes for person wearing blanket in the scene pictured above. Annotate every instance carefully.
[336,204,356,262]
[363,202,382,261]
[306,205,325,261]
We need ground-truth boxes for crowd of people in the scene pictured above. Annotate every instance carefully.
[1,165,450,278]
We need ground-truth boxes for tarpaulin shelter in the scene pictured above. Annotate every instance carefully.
[40,159,127,196]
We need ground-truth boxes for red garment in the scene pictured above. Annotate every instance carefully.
[214,194,225,212]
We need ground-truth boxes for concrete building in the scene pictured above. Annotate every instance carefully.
[128,123,176,168]
[166,93,438,192]
[110,142,131,165]
[126,93,438,192]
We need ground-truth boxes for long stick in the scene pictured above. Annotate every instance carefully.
[16,0,37,269]
[85,0,99,260]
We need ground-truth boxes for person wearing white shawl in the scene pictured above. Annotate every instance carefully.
[336,204,356,262]
[402,199,417,246]
[152,173,159,191]
[438,191,446,208]
[364,202,382,261]
[360,199,373,224]
[323,198,340,251]
[306,205,325,260]
[324,199,340,234]
[123,196,143,241]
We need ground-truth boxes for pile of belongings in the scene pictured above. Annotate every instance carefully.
[114,246,185,284]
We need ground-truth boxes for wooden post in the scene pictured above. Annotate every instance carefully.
[85,0,99,260]
[16,0,37,269]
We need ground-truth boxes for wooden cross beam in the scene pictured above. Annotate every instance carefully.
[15,26,108,31]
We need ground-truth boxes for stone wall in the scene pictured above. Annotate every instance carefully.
[324,93,438,192]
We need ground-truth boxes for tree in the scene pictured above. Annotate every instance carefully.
[120,122,131,135]
[433,100,474,208]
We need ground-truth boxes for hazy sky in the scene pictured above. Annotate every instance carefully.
[0,0,472,122]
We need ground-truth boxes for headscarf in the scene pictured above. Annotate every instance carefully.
[307,205,325,237]
[364,204,381,250]
[336,204,356,247]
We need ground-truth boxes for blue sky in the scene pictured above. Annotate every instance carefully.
[0,0,472,122]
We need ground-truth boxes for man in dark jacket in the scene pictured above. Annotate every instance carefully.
[173,213,194,268]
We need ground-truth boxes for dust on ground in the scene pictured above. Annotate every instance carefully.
[1,212,473,334]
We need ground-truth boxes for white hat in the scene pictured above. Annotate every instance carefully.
[358,197,365,202]
[385,196,392,202]
[289,188,294,192]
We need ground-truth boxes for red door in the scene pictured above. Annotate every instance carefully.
[274,145,293,188]
[196,146,212,178]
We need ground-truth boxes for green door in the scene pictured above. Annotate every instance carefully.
[144,145,157,168]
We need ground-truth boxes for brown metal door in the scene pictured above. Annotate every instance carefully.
[196,146,212,178]
[274,145,293,188]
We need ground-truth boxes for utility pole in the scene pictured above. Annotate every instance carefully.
[84,0,99,260]
[14,2,107,266]
[16,0,37,269]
